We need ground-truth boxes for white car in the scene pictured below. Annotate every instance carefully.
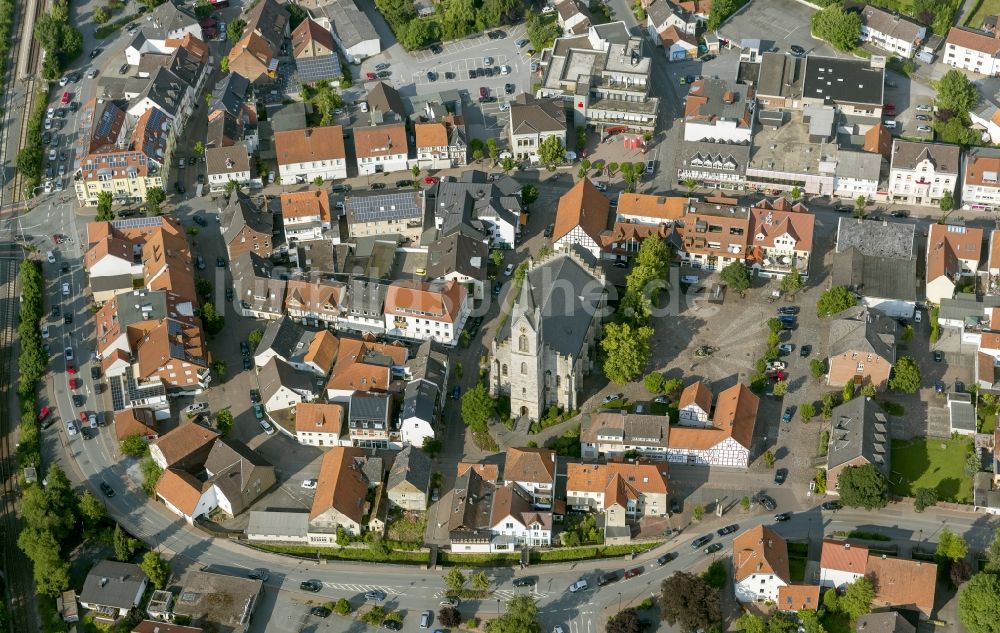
[61,282,70,296]
[503,263,514,276]
[66,421,78,436]
[44,118,52,130]
[64,347,73,361]
[483,56,493,66]
[915,310,922,323]
[359,101,369,112]
[917,125,932,133]
[260,419,275,435]
[499,103,510,112]
[765,361,787,371]
[58,77,68,87]
[500,65,510,75]
[41,326,49,339]
[46,250,56,263]
[88,413,98,429]
[48,149,56,161]
[568,578,588,593]
[186,402,208,414]
[301,479,317,489]
[915,104,933,112]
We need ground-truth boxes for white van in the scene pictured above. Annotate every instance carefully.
[46,251,56,264]
[883,119,896,129]
[61,282,70,296]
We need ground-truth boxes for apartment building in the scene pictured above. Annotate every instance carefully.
[888,140,960,206]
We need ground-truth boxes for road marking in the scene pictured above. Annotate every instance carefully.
[324,582,403,595]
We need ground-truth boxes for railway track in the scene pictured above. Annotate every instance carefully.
[9,0,40,206]
[0,257,31,633]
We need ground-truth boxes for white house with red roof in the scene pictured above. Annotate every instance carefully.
[819,539,868,589]
[747,198,815,279]
[383,280,469,346]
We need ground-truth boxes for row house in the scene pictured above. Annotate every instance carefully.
[670,382,758,468]
[227,0,289,84]
[295,402,350,447]
[257,356,315,413]
[414,115,468,169]
[507,93,568,164]
[280,189,333,243]
[889,140,960,207]
[746,197,815,278]
[646,0,698,41]
[291,18,343,84]
[449,467,548,553]
[355,122,409,175]
[383,279,469,346]
[601,192,685,261]
[945,25,1000,76]
[825,396,891,492]
[962,147,1000,211]
[325,335,409,401]
[827,306,897,390]
[206,143,252,192]
[126,2,203,65]
[74,101,167,206]
[429,170,522,249]
[536,23,659,134]
[860,6,926,58]
[231,251,287,320]
[274,126,348,183]
[346,391,396,449]
[399,340,449,446]
[309,446,380,536]
[343,189,425,245]
[284,279,345,328]
[926,222,983,304]
[221,191,273,259]
[503,447,556,509]
[566,461,668,541]
[678,196,751,271]
[676,140,750,191]
[387,446,432,511]
[553,178,611,259]
[581,410,669,460]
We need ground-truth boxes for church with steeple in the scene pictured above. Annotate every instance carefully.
[490,251,607,421]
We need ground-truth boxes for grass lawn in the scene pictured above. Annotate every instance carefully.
[890,437,974,503]
[386,510,426,544]
[822,611,852,633]
[965,0,1000,28]
[788,556,807,582]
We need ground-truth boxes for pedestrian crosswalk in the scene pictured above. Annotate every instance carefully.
[323,582,402,595]
[432,588,548,600]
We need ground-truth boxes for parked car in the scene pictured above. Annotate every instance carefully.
[99,481,115,497]
[439,598,460,607]
[623,567,642,579]
[503,263,514,276]
[821,501,842,511]
[777,306,799,315]
[916,104,933,112]
[253,404,265,420]
[778,344,793,355]
[692,534,712,548]
[782,407,793,423]
[384,620,402,631]
[186,402,208,414]
[774,512,791,521]
[774,468,788,485]
[933,350,943,362]
[704,543,724,554]
[800,344,812,357]
[300,580,323,592]
[670,498,681,513]
[364,590,387,602]
[512,576,536,587]
[656,552,678,565]
[259,419,275,435]
[790,44,806,56]
[758,494,777,511]
[309,607,330,618]
[247,568,269,581]
[717,524,738,536]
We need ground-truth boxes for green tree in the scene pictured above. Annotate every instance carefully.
[798,609,826,633]
[644,372,665,394]
[838,464,888,510]
[914,487,938,512]
[375,0,416,28]
[740,495,750,511]
[145,186,166,215]
[720,262,751,295]
[119,434,147,458]
[525,8,561,50]
[811,5,861,52]
[606,608,643,633]
[737,614,766,633]
[840,577,875,619]
[470,570,490,591]
[663,377,683,395]
[855,195,867,215]
[398,18,434,50]
[940,191,955,212]
[195,277,213,300]
[113,524,139,561]
[810,359,827,380]
[220,55,229,73]
[202,302,225,335]
[702,560,727,589]
[226,17,246,42]
[440,0,476,39]
[522,183,539,205]
[692,504,704,521]
[986,530,1000,572]
[937,528,969,562]
[773,381,788,397]
[460,383,494,431]
[682,177,698,193]
[501,157,515,173]
[94,7,111,24]
[934,115,979,146]
[780,267,803,296]
[140,456,163,495]
[334,598,351,615]
[223,180,241,196]
[889,356,921,393]
[763,450,775,468]
[538,135,566,169]
[487,138,499,164]
[660,572,721,632]
[490,594,541,633]
[248,328,264,350]
[490,250,505,269]
[816,285,857,317]
[444,567,466,592]
[601,322,653,385]
[215,409,234,436]
[194,0,214,18]
[937,69,979,116]
[193,141,205,156]
[77,490,106,535]
[95,191,115,221]
[842,382,854,402]
[140,551,171,589]
[959,572,1000,633]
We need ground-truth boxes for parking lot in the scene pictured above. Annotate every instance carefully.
[718,0,841,59]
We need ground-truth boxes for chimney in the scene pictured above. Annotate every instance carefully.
[845,543,850,549]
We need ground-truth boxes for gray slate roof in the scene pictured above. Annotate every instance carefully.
[257,316,316,364]
[497,253,606,357]
[211,73,250,118]
[948,392,977,433]
[243,0,289,51]
[836,216,916,259]
[448,468,494,540]
[322,0,379,48]
[222,191,272,246]
[402,379,438,424]
[680,140,750,175]
[855,612,915,633]
[258,356,314,404]
[425,231,488,283]
[827,396,890,475]
[510,93,567,136]
[247,510,309,539]
[756,52,803,99]
[939,294,1000,324]
[828,306,897,362]
[231,251,286,315]
[366,82,407,119]
[861,6,924,44]
[204,438,274,515]
[349,391,392,424]
[431,170,520,239]
[831,249,918,302]
[80,561,147,609]
[387,445,431,494]
[891,140,961,174]
[132,67,187,113]
[408,340,449,386]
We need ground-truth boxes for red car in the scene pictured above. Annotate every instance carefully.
[60,91,71,105]
[424,176,439,185]
[67,365,76,374]
[69,378,80,389]
[883,102,896,113]
[479,86,489,98]
[768,371,787,382]
[79,411,87,423]
[52,234,62,244]
[38,406,50,422]
[366,72,376,81]
[624,567,643,579]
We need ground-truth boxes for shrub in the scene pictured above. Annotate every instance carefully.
[334,598,351,615]
[692,504,704,521]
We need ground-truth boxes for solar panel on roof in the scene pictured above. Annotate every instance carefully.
[295,55,343,82]
[110,375,126,412]
[113,216,164,229]
[348,192,421,224]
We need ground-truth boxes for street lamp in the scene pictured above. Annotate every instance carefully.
[617,591,622,614]
[496,598,501,618]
